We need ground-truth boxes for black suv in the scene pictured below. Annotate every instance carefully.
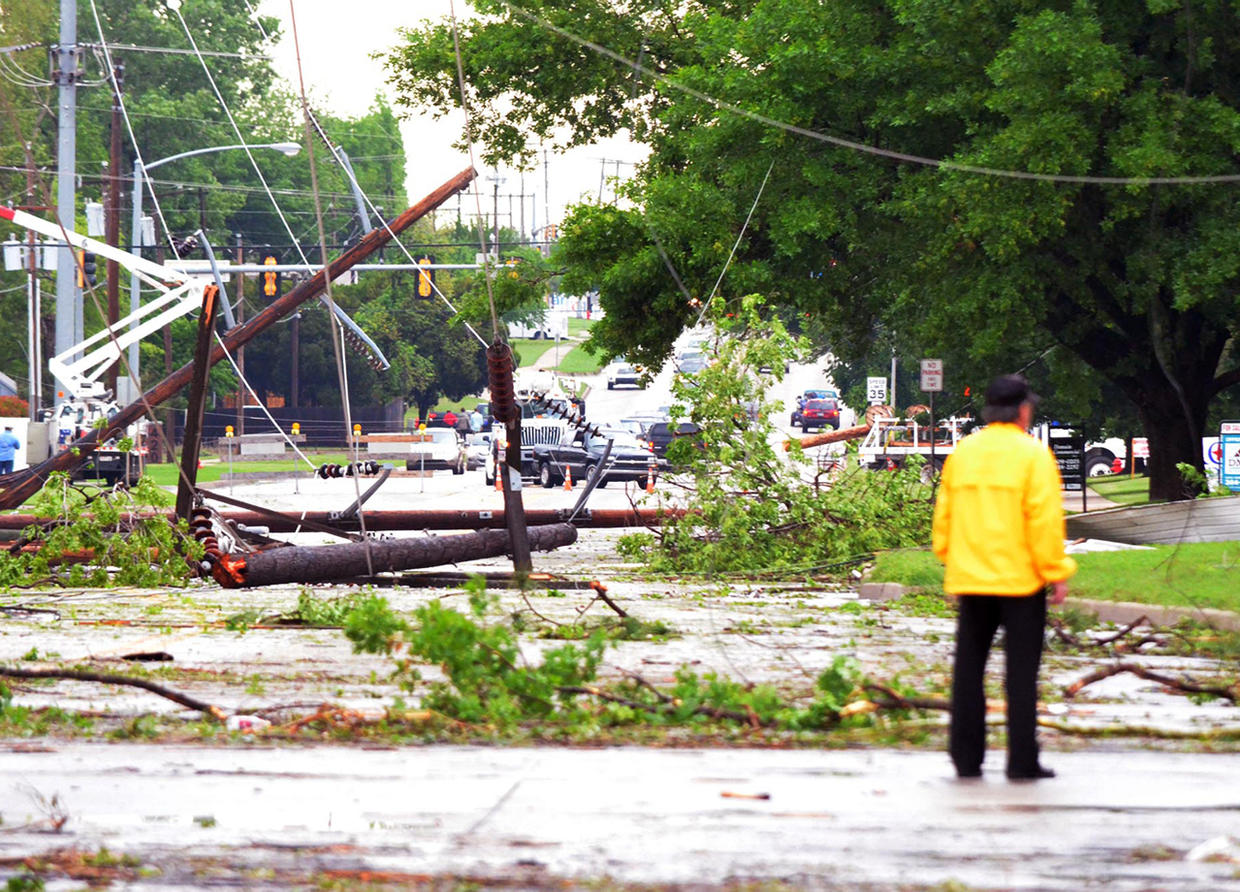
[646,421,702,460]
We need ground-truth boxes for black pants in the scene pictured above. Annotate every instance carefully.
[949,590,1047,775]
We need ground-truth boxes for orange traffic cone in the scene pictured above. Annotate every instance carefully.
[564,465,574,491]
[645,464,655,494]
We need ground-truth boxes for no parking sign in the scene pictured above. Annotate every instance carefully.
[1222,421,1240,489]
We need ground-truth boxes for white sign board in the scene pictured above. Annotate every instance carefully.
[866,376,888,404]
[1132,437,1149,459]
[1204,438,1221,469]
[1222,420,1240,489]
[919,359,943,393]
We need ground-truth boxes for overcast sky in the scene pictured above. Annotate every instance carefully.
[257,0,645,235]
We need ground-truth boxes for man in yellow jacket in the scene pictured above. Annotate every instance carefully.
[932,374,1077,781]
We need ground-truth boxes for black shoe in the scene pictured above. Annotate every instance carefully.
[956,767,982,779]
[1007,765,1055,780]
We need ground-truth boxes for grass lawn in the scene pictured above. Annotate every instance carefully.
[567,317,595,338]
[511,338,561,368]
[555,344,605,374]
[870,542,1240,613]
[1090,475,1151,506]
[143,453,347,486]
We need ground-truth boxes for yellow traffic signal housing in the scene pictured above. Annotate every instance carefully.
[416,256,434,298]
[262,254,280,299]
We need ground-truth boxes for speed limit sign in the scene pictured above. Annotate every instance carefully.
[867,376,888,404]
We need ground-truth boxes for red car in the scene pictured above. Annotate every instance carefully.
[799,397,840,432]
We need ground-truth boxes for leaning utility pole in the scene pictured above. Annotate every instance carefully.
[53,0,81,362]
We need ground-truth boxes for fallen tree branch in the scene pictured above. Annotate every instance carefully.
[558,684,762,726]
[1063,662,1239,703]
[0,666,225,719]
[862,682,951,712]
[588,580,627,618]
[1049,614,1155,650]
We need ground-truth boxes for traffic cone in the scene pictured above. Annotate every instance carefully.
[564,465,574,491]
[494,466,502,491]
[645,464,655,494]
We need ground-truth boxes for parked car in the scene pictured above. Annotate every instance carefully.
[532,428,669,488]
[646,421,702,460]
[463,432,493,470]
[605,362,643,390]
[790,389,839,427]
[798,397,840,432]
[405,428,467,474]
[618,414,666,441]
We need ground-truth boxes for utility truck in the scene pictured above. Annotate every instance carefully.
[857,413,972,479]
[3,205,387,485]
[2,206,208,482]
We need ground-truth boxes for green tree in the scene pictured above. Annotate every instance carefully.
[385,0,1240,501]
[350,271,488,419]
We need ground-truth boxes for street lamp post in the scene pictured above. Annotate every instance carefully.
[123,142,300,403]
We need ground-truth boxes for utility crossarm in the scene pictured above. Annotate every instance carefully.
[0,206,203,401]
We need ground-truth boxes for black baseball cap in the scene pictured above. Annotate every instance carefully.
[984,374,1040,408]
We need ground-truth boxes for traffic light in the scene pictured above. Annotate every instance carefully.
[76,250,98,288]
[262,254,280,299]
[416,255,434,299]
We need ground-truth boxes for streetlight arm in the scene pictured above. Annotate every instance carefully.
[141,141,300,172]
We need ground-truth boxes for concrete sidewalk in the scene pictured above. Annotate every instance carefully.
[1064,486,1118,512]
[2,744,1238,889]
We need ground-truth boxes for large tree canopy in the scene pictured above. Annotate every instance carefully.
[386,0,1240,500]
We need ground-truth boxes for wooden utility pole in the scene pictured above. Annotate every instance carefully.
[175,285,219,521]
[234,233,246,437]
[104,62,124,399]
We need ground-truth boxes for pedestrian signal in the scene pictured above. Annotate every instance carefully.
[416,256,434,299]
[262,254,280,299]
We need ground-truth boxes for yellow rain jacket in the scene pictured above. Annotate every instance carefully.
[932,422,1077,595]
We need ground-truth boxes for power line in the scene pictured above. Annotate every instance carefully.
[79,42,269,61]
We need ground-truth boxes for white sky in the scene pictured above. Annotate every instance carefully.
[258,0,645,235]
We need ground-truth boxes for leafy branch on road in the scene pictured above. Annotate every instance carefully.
[0,472,202,590]
[342,575,884,732]
[620,296,932,577]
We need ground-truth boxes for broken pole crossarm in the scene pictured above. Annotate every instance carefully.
[213,523,578,588]
[0,167,478,511]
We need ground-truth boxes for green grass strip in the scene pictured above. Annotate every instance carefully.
[871,542,1240,613]
[1090,475,1151,506]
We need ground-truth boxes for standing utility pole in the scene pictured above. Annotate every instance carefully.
[234,234,246,437]
[105,63,124,399]
[54,0,81,365]
[23,146,44,418]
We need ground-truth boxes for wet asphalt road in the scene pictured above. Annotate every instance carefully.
[2,744,1239,890]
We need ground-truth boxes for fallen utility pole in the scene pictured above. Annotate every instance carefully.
[0,167,476,511]
[0,506,684,535]
[785,423,871,452]
[209,523,578,588]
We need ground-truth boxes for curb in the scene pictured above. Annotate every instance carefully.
[856,583,1240,632]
